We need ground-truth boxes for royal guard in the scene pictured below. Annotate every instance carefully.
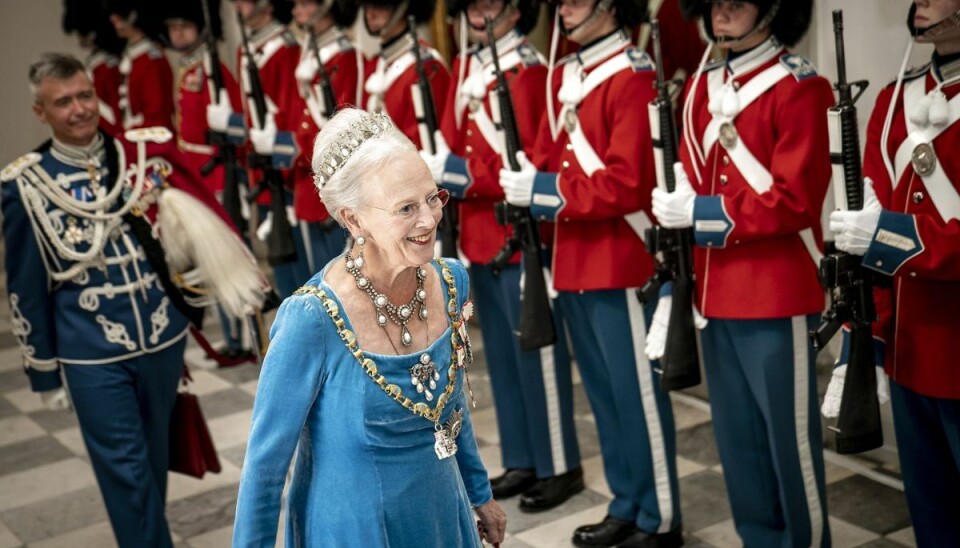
[420,0,584,513]
[359,0,451,150]
[830,1,960,545]
[104,0,175,130]
[498,1,683,546]
[212,0,311,298]
[62,0,125,136]
[653,1,833,545]
[287,0,361,273]
[2,53,264,548]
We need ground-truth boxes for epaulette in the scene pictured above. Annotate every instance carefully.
[124,126,173,144]
[1,152,42,182]
[337,35,354,52]
[556,52,578,66]
[281,29,299,47]
[625,47,655,72]
[780,54,818,81]
[517,44,541,67]
[147,44,165,60]
[703,58,724,73]
[890,63,931,86]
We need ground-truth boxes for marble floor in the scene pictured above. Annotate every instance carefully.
[0,294,917,547]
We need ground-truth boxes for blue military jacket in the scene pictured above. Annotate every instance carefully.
[1,129,189,391]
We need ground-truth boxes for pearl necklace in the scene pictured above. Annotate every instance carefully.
[344,237,428,347]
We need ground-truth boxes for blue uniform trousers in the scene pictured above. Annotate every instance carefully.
[555,289,681,534]
[62,338,187,548]
[471,263,580,478]
[700,315,829,548]
[890,381,960,547]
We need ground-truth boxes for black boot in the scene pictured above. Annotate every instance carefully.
[518,466,585,512]
[616,528,684,548]
[489,468,537,499]
[572,515,637,547]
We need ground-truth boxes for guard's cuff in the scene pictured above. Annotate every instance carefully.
[440,154,472,199]
[530,171,563,222]
[272,131,299,170]
[26,361,62,392]
[835,327,886,369]
[692,196,733,248]
[226,113,247,146]
[862,211,923,276]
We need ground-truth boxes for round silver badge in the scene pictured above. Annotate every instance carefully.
[468,99,481,113]
[564,110,578,133]
[719,122,738,149]
[911,142,937,177]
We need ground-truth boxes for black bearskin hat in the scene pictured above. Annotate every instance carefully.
[360,0,438,24]
[164,0,223,39]
[447,0,542,34]
[63,0,125,54]
[545,0,648,30]
[679,0,812,46]
[287,0,360,27]
[102,0,167,42]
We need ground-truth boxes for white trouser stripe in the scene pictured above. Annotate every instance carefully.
[625,290,673,533]
[539,344,567,475]
[791,315,823,547]
[300,222,315,274]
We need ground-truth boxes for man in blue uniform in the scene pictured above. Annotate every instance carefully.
[1,53,253,548]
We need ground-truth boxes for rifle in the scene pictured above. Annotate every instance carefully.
[237,11,298,266]
[307,29,338,121]
[199,0,246,234]
[810,10,882,454]
[408,15,459,259]
[639,20,701,391]
[485,17,557,351]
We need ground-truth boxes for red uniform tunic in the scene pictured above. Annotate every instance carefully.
[235,21,302,205]
[363,33,450,149]
[119,40,174,130]
[292,27,359,222]
[677,39,834,318]
[174,50,243,195]
[861,60,960,399]
[528,30,657,291]
[88,50,122,137]
[438,30,546,264]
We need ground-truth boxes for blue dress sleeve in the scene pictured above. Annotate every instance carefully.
[233,294,327,547]
[447,259,494,507]
[1,178,60,391]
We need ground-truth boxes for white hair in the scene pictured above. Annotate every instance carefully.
[311,108,417,225]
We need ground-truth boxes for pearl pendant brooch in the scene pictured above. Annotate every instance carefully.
[410,353,439,401]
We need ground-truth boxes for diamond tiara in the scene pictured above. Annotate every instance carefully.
[313,111,394,189]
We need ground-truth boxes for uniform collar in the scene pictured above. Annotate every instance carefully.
[178,47,204,69]
[250,21,285,50]
[380,32,416,63]
[575,29,629,69]
[725,37,782,77]
[50,133,106,169]
[473,28,523,66]
[123,38,154,60]
[312,25,343,49]
[933,51,960,86]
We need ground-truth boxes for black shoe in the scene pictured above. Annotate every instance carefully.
[490,468,537,499]
[616,528,683,548]
[572,515,637,547]
[518,466,585,512]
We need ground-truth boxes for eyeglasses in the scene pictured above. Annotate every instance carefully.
[367,188,450,221]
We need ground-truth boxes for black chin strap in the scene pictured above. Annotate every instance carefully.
[365,0,409,37]
[561,0,613,40]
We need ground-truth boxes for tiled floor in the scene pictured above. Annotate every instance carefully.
[0,299,917,547]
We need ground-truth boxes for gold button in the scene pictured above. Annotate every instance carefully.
[301,122,309,129]
[467,113,475,121]
[303,108,309,115]
[719,174,728,185]
[465,145,473,153]
[910,271,917,277]
[876,260,883,267]
[913,191,924,204]
[466,129,473,137]
[562,160,570,170]
[722,156,730,166]
[565,143,573,151]
[733,81,741,91]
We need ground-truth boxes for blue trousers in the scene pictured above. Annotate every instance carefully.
[556,289,681,534]
[62,338,186,548]
[890,381,960,547]
[270,218,346,298]
[471,264,580,478]
[701,315,829,548]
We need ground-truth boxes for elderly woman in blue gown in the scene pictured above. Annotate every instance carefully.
[233,108,507,547]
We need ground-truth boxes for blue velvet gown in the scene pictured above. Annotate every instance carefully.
[233,258,492,548]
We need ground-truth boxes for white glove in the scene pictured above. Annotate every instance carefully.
[829,178,882,256]
[206,89,232,133]
[821,364,890,419]
[295,56,319,83]
[644,294,709,360]
[652,163,697,229]
[40,387,71,412]
[250,114,278,156]
[499,151,537,207]
[418,130,451,184]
